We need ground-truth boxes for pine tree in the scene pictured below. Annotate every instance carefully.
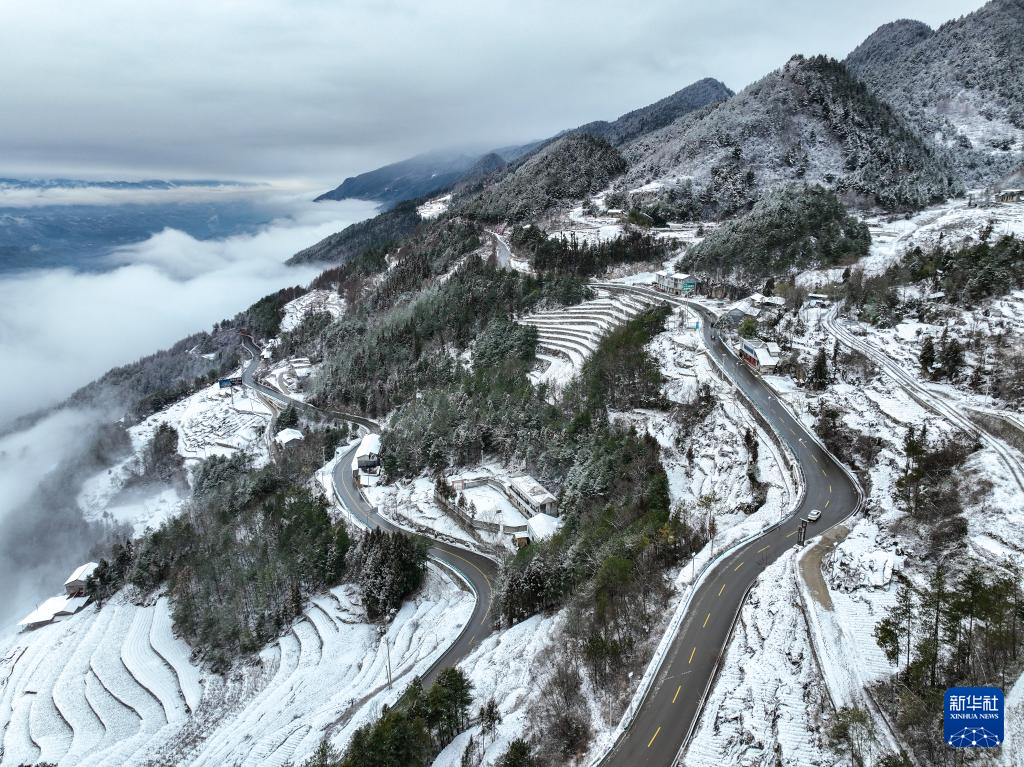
[497,739,535,767]
[809,348,829,390]
[919,336,935,377]
[940,336,964,380]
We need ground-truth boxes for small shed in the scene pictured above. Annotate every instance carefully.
[64,562,98,597]
[274,428,304,447]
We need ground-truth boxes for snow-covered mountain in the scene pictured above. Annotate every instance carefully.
[569,78,733,147]
[315,78,731,209]
[844,0,1024,186]
[459,134,628,222]
[621,55,960,217]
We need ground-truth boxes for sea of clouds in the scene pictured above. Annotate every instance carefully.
[0,189,376,626]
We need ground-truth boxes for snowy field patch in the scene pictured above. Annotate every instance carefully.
[280,288,346,333]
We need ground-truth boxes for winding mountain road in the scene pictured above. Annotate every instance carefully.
[240,336,496,688]
[822,308,1024,495]
[243,277,863,766]
[594,284,862,766]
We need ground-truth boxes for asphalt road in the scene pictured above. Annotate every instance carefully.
[594,285,861,766]
[240,335,497,688]
[823,309,1024,495]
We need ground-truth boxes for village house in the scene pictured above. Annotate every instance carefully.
[655,270,699,296]
[18,562,97,629]
[64,562,98,597]
[274,427,304,447]
[739,338,780,374]
[506,474,558,517]
[352,433,382,487]
[996,188,1024,203]
[806,293,832,308]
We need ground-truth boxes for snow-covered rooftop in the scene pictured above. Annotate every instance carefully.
[355,433,382,459]
[18,594,87,628]
[275,428,304,446]
[509,475,557,506]
[64,561,98,587]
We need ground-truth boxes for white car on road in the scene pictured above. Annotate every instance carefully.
[807,509,822,522]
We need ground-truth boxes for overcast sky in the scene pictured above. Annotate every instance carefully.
[0,0,986,187]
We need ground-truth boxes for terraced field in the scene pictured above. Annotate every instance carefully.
[518,288,667,389]
[0,596,204,767]
[0,569,471,766]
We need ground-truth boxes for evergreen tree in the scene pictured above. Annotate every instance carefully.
[497,739,535,767]
[919,336,935,378]
[940,336,964,380]
[809,347,829,390]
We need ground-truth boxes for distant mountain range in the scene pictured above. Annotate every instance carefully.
[0,177,245,191]
[295,0,1024,271]
[313,145,539,207]
[315,78,733,208]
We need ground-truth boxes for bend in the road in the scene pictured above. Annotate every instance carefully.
[239,335,497,689]
[593,283,862,767]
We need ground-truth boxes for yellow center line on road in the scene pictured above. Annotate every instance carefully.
[672,685,682,704]
[821,468,827,477]
[811,455,818,463]
[718,584,726,596]
[825,499,830,508]
[786,530,798,538]
[829,483,832,493]
[689,646,697,664]
[734,561,744,571]
[757,545,770,553]
[648,726,662,748]
[703,612,711,628]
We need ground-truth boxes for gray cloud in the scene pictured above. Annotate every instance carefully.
[0,0,986,185]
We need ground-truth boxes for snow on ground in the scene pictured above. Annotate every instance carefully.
[280,288,346,333]
[417,193,452,220]
[366,476,512,556]
[131,376,273,463]
[0,568,472,767]
[260,356,316,402]
[518,288,666,392]
[76,378,272,535]
[0,594,212,767]
[432,614,562,767]
[760,292,1024,750]
[683,553,839,767]
[799,198,1024,288]
[642,307,792,534]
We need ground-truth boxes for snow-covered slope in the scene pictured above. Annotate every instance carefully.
[621,55,959,215]
[0,568,472,767]
[845,0,1024,185]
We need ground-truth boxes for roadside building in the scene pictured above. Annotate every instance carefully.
[996,189,1024,203]
[526,512,563,543]
[352,433,383,486]
[749,293,786,312]
[739,339,780,374]
[506,475,558,517]
[655,270,698,296]
[64,562,98,597]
